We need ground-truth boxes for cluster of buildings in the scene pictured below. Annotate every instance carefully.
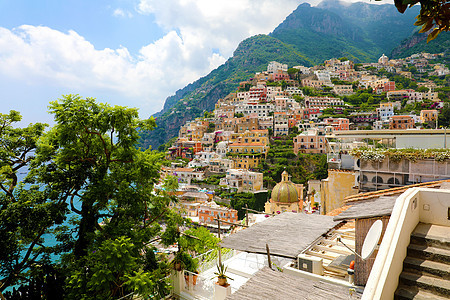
[165,55,449,300]
[161,53,448,232]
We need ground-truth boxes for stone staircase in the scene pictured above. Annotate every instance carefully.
[395,223,450,300]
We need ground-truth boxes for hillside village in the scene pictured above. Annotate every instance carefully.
[162,52,450,300]
[160,52,450,227]
[3,2,450,299]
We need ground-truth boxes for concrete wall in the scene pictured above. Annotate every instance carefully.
[321,170,358,214]
[419,188,450,227]
[396,134,448,149]
[363,188,420,300]
[359,158,450,192]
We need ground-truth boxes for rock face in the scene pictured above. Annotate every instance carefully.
[391,31,450,59]
[139,1,422,150]
[391,33,428,57]
[272,3,362,41]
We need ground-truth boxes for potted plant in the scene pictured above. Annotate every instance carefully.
[172,251,186,271]
[214,263,233,286]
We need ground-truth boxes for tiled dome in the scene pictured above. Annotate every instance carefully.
[271,171,298,203]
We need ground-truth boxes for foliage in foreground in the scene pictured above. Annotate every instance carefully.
[0,96,189,299]
[0,110,67,295]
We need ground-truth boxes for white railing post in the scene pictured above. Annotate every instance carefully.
[171,270,184,296]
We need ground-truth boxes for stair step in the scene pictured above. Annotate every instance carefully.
[404,257,450,280]
[408,243,450,264]
[411,224,450,249]
[395,285,450,300]
[400,271,450,297]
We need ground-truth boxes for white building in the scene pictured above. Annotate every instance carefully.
[377,103,395,121]
[235,102,274,118]
[209,157,234,173]
[285,87,304,97]
[293,65,311,74]
[268,61,288,74]
[333,85,354,96]
[219,169,264,193]
[305,96,344,109]
[216,141,229,157]
[314,70,332,84]
[378,54,389,65]
[172,168,205,184]
[258,116,274,130]
[274,113,289,136]
[266,86,284,101]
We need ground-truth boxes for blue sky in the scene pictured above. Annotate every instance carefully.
[0,0,389,126]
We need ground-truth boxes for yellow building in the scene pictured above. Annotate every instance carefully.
[227,141,267,170]
[320,170,358,215]
[265,171,304,214]
[227,142,268,156]
[238,130,269,146]
[420,109,438,123]
[230,155,262,170]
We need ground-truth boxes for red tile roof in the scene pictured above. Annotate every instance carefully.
[344,179,450,204]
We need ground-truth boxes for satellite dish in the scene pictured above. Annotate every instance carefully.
[361,220,383,260]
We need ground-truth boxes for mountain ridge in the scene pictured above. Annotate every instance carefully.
[138,1,433,150]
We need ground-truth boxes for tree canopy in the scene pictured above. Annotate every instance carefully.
[0,111,64,295]
[1,96,189,299]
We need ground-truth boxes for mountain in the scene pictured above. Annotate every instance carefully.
[139,35,313,149]
[139,1,421,150]
[391,31,450,58]
[316,0,419,53]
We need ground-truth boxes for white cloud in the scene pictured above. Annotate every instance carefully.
[136,0,301,57]
[0,0,304,120]
[113,8,133,18]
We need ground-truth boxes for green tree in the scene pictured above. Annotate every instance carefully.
[179,227,220,256]
[203,111,214,119]
[313,154,329,180]
[287,68,299,75]
[438,103,450,127]
[409,66,418,74]
[30,95,183,299]
[0,111,65,296]
[417,86,429,93]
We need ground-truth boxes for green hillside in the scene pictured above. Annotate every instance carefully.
[139,1,426,149]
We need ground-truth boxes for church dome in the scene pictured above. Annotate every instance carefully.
[271,171,298,203]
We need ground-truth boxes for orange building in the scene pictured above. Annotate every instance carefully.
[198,203,238,224]
[389,115,415,129]
[323,118,350,131]
[236,116,259,133]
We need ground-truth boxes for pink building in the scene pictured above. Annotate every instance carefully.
[293,129,327,154]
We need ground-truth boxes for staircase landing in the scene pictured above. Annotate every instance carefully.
[412,223,450,244]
